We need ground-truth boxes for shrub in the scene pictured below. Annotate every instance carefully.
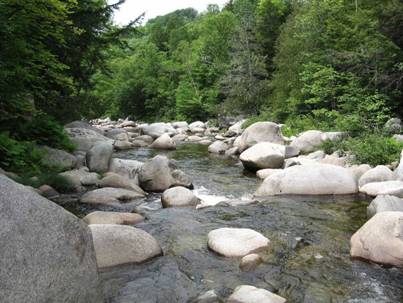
[16,172,75,193]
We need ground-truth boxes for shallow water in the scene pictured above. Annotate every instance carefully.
[71,143,403,303]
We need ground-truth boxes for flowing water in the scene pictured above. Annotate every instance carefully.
[68,143,403,303]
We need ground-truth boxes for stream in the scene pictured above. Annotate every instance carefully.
[67,143,403,303]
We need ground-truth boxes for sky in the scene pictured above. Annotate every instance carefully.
[110,0,229,25]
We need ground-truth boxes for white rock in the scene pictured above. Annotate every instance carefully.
[256,169,282,180]
[97,172,145,194]
[239,254,263,271]
[227,285,286,303]
[208,228,269,257]
[161,187,200,208]
[367,195,403,218]
[240,142,285,170]
[350,212,403,267]
[238,122,284,152]
[109,158,143,180]
[150,133,176,150]
[89,224,162,268]
[208,141,229,154]
[290,130,325,154]
[255,164,358,196]
[358,165,396,187]
[359,181,403,197]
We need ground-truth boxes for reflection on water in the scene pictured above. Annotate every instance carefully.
[74,144,403,302]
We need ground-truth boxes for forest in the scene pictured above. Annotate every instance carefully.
[1,0,403,173]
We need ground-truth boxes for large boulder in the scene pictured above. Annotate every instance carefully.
[150,133,176,150]
[105,128,129,141]
[0,175,103,302]
[65,120,103,134]
[256,169,282,180]
[141,123,175,139]
[207,228,269,257]
[138,155,193,192]
[109,158,143,180]
[161,186,200,208]
[189,121,206,133]
[80,187,144,205]
[65,127,113,152]
[59,167,100,192]
[227,285,286,303]
[225,120,246,137]
[208,141,229,154]
[237,122,284,152]
[86,141,113,173]
[358,165,396,187]
[255,164,358,196]
[89,224,162,268]
[240,142,285,171]
[97,172,145,194]
[359,181,403,197]
[290,130,325,154]
[41,146,77,171]
[83,211,144,225]
[350,211,403,267]
[367,195,403,218]
[113,140,133,150]
[384,118,402,134]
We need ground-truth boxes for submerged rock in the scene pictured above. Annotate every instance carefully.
[89,224,162,268]
[255,164,357,196]
[0,175,103,302]
[161,186,200,208]
[138,155,193,192]
[237,122,284,152]
[367,195,403,217]
[208,141,229,154]
[208,228,269,257]
[240,142,285,171]
[227,285,286,303]
[350,211,403,267]
[83,211,144,225]
[80,187,144,205]
[239,254,263,272]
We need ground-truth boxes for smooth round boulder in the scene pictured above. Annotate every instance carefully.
[255,164,358,196]
[141,123,175,139]
[208,141,229,154]
[41,146,77,171]
[83,211,144,225]
[161,186,200,208]
[256,169,282,180]
[80,187,144,205]
[113,140,133,150]
[138,155,192,192]
[86,141,113,173]
[358,165,396,187]
[367,195,403,218]
[89,224,162,268]
[238,122,284,152]
[97,173,145,194]
[359,181,403,197]
[227,285,286,303]
[350,211,403,267]
[290,130,325,154]
[208,228,269,257]
[150,133,176,150]
[0,175,103,303]
[240,142,285,171]
[38,184,59,199]
[108,158,143,180]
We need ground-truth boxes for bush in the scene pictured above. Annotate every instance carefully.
[320,134,403,166]
[16,172,75,193]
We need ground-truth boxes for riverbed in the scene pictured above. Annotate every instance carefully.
[69,143,403,302]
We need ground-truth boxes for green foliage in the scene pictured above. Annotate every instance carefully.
[321,134,403,166]
[16,172,75,193]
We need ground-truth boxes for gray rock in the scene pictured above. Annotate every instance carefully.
[193,290,222,303]
[97,172,145,194]
[80,187,144,205]
[141,123,176,139]
[113,140,133,150]
[239,254,263,272]
[384,118,402,134]
[86,141,113,173]
[83,211,144,225]
[138,155,193,192]
[89,224,162,268]
[367,195,403,217]
[66,127,113,152]
[105,128,129,141]
[208,141,229,154]
[0,175,103,303]
[109,158,143,180]
[240,142,285,171]
[237,122,285,152]
[359,181,403,197]
[41,146,77,170]
[65,120,103,134]
[161,187,200,208]
[150,133,176,150]
[290,130,325,154]
[59,167,100,192]
[358,165,396,187]
[225,146,240,157]
[38,184,59,199]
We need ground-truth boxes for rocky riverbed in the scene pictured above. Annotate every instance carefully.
[2,118,403,303]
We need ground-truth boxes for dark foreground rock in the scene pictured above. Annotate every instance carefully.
[0,175,103,303]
